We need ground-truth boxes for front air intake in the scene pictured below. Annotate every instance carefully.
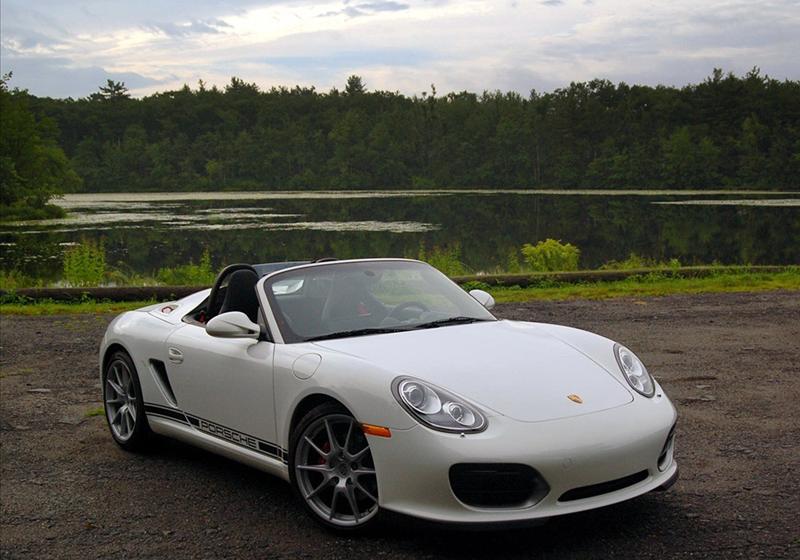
[449,463,549,508]
[558,470,649,502]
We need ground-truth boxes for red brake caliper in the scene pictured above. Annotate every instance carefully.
[317,442,331,465]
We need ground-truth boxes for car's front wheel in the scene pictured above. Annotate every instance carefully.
[289,403,380,531]
[103,350,152,451]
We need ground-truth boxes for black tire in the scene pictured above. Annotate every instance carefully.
[102,350,153,452]
[289,402,381,532]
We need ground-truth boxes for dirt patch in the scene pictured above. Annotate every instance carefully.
[2,291,799,559]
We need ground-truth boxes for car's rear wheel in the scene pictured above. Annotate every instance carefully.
[103,350,152,451]
[290,403,380,531]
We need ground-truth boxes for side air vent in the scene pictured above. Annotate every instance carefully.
[149,359,178,406]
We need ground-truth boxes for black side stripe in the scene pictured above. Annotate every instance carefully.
[144,402,287,464]
[144,403,189,424]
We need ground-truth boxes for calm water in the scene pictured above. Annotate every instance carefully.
[1,190,798,281]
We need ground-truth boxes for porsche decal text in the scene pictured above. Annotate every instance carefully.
[143,403,288,464]
[198,419,258,450]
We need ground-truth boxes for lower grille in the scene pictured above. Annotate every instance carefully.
[559,470,649,502]
[449,463,549,508]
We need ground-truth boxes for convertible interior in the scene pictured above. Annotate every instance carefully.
[185,262,308,329]
[185,260,470,341]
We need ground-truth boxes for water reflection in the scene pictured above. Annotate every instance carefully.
[653,199,800,207]
[1,190,798,281]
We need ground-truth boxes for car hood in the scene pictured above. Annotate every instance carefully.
[312,320,633,423]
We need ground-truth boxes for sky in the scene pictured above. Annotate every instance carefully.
[1,0,799,98]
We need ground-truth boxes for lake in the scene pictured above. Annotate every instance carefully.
[1,190,798,282]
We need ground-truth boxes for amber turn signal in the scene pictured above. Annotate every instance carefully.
[361,423,391,438]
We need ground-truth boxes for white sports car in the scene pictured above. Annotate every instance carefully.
[100,258,678,530]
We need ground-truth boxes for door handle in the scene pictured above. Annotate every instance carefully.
[168,347,184,364]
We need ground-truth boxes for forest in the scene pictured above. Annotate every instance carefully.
[2,68,799,217]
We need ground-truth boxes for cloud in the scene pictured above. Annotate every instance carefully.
[1,0,798,98]
[264,48,432,69]
[321,1,410,18]
[359,1,411,12]
[1,26,62,53]
[0,55,166,98]
[147,18,233,37]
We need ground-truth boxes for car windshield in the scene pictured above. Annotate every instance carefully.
[264,260,496,343]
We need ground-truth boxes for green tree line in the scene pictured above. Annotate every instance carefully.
[5,68,800,201]
[1,73,81,220]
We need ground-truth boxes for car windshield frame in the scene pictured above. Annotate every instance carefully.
[262,259,496,343]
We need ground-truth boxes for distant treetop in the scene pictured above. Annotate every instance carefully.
[7,69,800,192]
[90,80,130,101]
[345,75,366,95]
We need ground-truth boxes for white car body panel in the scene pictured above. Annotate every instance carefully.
[368,394,676,522]
[310,321,634,423]
[100,259,678,525]
[165,325,277,443]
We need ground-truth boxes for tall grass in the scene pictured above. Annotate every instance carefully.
[0,270,43,291]
[417,243,468,276]
[155,250,215,285]
[0,237,789,292]
[521,239,580,272]
[600,253,682,270]
[63,240,106,287]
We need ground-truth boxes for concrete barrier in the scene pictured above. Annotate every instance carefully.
[451,265,790,287]
[0,265,791,302]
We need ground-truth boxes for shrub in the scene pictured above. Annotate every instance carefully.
[521,239,580,272]
[418,243,467,276]
[104,267,157,287]
[0,270,42,290]
[505,248,522,273]
[600,253,682,270]
[156,250,215,285]
[63,240,106,287]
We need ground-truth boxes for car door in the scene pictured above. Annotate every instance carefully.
[163,323,278,455]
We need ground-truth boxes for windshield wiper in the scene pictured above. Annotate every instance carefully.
[409,316,492,330]
[306,317,492,341]
[305,327,407,342]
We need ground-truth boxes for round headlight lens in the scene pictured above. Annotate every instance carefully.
[444,401,477,427]
[394,377,486,432]
[399,380,441,414]
[614,343,655,397]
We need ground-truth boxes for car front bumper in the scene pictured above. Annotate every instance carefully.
[366,393,678,524]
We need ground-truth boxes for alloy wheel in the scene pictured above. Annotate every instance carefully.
[294,413,379,527]
[105,358,138,442]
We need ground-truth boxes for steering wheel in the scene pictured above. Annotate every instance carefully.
[205,263,258,321]
[388,301,430,320]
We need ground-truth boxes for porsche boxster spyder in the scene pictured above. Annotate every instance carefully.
[100,258,678,530]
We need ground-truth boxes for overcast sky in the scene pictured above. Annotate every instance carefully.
[2,0,798,98]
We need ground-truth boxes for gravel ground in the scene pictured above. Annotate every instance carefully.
[1,291,799,559]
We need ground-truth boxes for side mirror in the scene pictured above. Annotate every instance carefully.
[206,311,261,339]
[469,289,495,310]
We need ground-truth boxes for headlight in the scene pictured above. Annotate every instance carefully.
[614,343,655,397]
[392,377,487,433]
